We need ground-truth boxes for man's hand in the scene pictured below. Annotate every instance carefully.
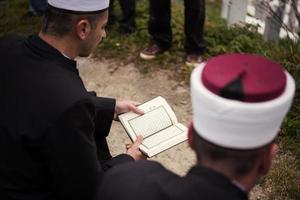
[126,135,147,160]
[114,100,144,120]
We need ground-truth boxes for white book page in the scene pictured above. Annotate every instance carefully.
[119,96,178,141]
[142,124,184,148]
[128,106,173,138]
[139,123,188,157]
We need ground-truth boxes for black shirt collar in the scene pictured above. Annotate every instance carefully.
[187,165,248,199]
[25,34,78,74]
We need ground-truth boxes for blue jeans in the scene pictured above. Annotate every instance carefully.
[29,0,47,15]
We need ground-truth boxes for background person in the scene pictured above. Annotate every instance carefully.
[140,0,206,66]
[108,0,136,34]
[28,0,47,16]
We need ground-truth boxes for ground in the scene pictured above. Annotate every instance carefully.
[78,57,196,176]
[77,57,266,199]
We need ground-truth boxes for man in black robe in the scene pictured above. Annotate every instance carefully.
[0,0,145,200]
[99,54,295,200]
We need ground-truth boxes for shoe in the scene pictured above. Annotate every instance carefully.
[185,54,203,66]
[140,43,166,60]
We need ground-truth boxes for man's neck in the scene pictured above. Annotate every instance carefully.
[38,32,78,60]
[198,161,258,192]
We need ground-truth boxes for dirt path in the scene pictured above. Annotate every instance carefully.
[78,57,196,176]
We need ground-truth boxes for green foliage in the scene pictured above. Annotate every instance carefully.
[0,0,41,36]
[262,152,300,200]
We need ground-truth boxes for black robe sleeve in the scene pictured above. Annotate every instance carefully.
[43,100,133,200]
[88,94,134,168]
[89,94,115,140]
[43,100,102,200]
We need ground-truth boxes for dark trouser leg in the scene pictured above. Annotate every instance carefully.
[148,0,172,49]
[29,0,47,15]
[108,0,117,25]
[184,0,206,55]
[118,0,136,33]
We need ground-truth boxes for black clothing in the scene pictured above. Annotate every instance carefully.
[29,0,47,15]
[148,0,206,55]
[100,161,248,200]
[0,34,133,200]
[109,0,136,33]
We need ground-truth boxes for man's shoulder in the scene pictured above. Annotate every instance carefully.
[0,34,25,48]
[100,162,248,200]
[0,33,24,41]
[105,160,176,179]
[99,160,179,199]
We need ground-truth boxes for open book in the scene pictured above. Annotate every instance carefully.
[118,96,188,157]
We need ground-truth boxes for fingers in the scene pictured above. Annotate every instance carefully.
[128,104,144,115]
[126,135,147,160]
[126,135,143,150]
[125,143,133,149]
[115,100,144,115]
[131,135,143,148]
[128,101,140,106]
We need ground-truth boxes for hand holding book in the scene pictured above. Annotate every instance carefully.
[118,96,188,157]
[114,100,144,120]
[126,135,147,160]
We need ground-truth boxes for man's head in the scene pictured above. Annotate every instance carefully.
[188,125,277,181]
[189,54,295,189]
[40,0,109,57]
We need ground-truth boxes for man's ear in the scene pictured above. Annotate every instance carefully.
[188,122,195,150]
[258,143,278,176]
[75,19,91,40]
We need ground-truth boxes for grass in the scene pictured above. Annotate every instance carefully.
[0,0,299,199]
[258,152,300,200]
[94,0,187,74]
[0,0,41,36]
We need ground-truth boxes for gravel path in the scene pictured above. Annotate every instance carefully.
[78,57,196,176]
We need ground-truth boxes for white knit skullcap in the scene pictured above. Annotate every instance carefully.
[48,0,109,12]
